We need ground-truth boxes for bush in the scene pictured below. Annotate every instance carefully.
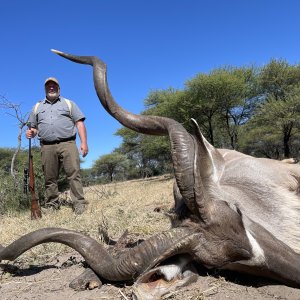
[0,170,30,215]
[0,146,72,215]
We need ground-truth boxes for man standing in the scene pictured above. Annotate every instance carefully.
[26,77,88,214]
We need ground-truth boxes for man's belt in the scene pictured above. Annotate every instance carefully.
[40,136,76,145]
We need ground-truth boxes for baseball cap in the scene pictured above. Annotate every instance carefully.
[44,77,59,86]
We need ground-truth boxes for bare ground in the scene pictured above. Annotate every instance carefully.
[1,251,300,300]
[1,176,300,299]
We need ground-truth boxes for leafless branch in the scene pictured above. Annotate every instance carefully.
[0,95,30,179]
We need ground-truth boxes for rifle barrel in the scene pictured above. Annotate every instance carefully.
[27,122,42,220]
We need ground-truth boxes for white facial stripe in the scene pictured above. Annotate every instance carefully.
[238,230,265,266]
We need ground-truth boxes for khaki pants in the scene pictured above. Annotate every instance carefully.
[41,140,86,206]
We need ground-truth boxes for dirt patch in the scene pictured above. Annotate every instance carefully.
[1,251,300,300]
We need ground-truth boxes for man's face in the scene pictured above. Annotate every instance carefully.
[45,81,60,101]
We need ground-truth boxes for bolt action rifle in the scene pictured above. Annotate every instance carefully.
[26,122,42,219]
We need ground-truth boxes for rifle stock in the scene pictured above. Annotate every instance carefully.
[28,122,42,220]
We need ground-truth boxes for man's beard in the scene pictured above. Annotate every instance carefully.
[46,91,60,101]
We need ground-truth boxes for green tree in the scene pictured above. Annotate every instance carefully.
[218,67,259,149]
[92,152,129,182]
[183,67,258,149]
[259,59,300,100]
[115,127,172,178]
[242,59,300,158]
[242,86,300,158]
[144,88,186,121]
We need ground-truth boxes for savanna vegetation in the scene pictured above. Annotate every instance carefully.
[1,58,300,215]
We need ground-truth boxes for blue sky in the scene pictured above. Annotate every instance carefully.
[1,0,300,168]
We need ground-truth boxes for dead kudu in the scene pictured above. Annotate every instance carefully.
[1,50,300,299]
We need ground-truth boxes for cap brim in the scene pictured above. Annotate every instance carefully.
[44,77,59,86]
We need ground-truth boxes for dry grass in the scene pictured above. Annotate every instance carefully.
[0,175,175,263]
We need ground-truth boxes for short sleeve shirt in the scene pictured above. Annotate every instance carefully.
[28,96,85,142]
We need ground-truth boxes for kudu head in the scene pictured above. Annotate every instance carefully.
[49,49,300,289]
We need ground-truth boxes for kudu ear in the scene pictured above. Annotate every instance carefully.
[191,118,225,182]
[191,119,225,222]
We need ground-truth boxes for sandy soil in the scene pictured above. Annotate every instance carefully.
[1,250,300,300]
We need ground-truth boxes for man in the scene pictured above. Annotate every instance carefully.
[26,77,88,214]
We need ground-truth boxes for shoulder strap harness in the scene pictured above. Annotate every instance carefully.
[34,99,72,117]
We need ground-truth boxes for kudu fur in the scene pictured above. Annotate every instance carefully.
[1,50,300,295]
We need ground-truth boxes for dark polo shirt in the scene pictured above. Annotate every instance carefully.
[28,96,85,143]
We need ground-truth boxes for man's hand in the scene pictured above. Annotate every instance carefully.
[76,120,88,157]
[80,143,89,157]
[26,128,37,139]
